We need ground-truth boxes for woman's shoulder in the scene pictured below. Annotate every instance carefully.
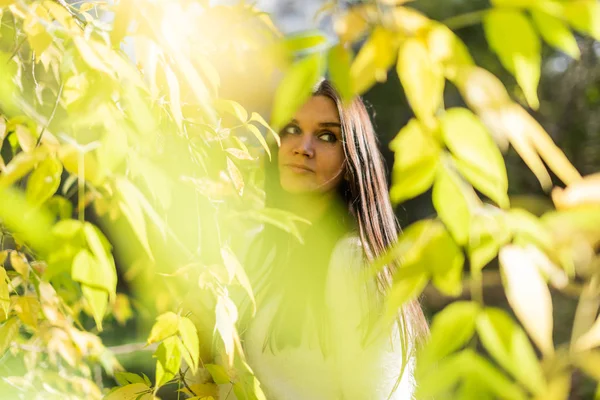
[330,232,365,266]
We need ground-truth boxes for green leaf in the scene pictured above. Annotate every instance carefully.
[385,271,428,322]
[73,36,114,76]
[215,99,248,123]
[0,268,9,316]
[468,211,511,272]
[465,350,528,400]
[351,27,398,95]
[115,178,153,259]
[499,245,554,356]
[205,364,230,385]
[432,163,472,246]
[52,219,84,239]
[507,208,554,252]
[531,10,580,59]
[221,247,256,316]
[395,219,464,297]
[115,372,147,386]
[246,123,272,161]
[10,251,29,278]
[23,12,52,57]
[226,157,244,196]
[215,295,238,366]
[148,312,179,344]
[82,285,108,331]
[327,44,354,103]
[83,223,117,295]
[249,112,280,146]
[483,9,541,109]
[440,108,508,208]
[0,147,47,189]
[270,53,323,130]
[26,157,63,206]
[564,0,600,41]
[389,119,440,204]
[104,383,152,400]
[154,336,182,388]
[283,30,328,55]
[178,317,199,373]
[0,318,19,356]
[418,301,480,372]
[397,37,444,122]
[454,158,510,209]
[476,308,546,395]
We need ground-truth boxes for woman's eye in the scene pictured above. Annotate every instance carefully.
[281,125,301,135]
[319,132,337,143]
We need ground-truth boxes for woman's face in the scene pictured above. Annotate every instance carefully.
[278,95,346,195]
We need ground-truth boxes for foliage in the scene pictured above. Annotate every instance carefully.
[0,0,599,399]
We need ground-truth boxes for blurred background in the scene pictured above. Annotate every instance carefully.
[16,1,599,398]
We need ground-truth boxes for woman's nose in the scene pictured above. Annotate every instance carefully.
[293,135,314,158]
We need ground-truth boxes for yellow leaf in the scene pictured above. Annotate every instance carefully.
[0,318,19,355]
[387,6,431,36]
[564,0,600,41]
[350,27,398,95]
[476,308,546,395]
[0,146,47,189]
[82,285,108,331]
[73,36,114,76]
[215,296,237,367]
[499,245,554,356]
[551,173,600,210]
[115,178,153,259]
[418,301,480,372]
[26,156,62,206]
[215,99,248,123]
[155,336,182,388]
[327,44,354,104]
[333,5,372,44]
[221,247,255,315]
[249,112,280,146]
[452,66,511,114]
[502,104,581,187]
[531,10,580,59]
[441,108,508,207]
[12,296,40,329]
[226,157,244,196]
[432,162,473,246]
[15,125,36,153]
[389,119,440,203]
[0,267,9,316]
[58,144,104,186]
[483,9,541,109]
[270,53,323,130]
[111,0,133,47]
[427,23,473,80]
[83,223,117,294]
[397,38,444,123]
[112,293,133,325]
[575,312,600,351]
[179,317,199,373]
[79,3,94,12]
[104,383,153,400]
[205,364,230,385]
[10,251,29,278]
[148,312,179,344]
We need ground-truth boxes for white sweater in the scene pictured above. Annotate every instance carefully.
[220,236,416,400]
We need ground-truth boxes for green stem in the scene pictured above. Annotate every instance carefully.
[570,274,600,351]
[442,9,488,31]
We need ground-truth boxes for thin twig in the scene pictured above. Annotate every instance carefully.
[107,342,157,355]
[178,368,198,397]
[442,9,488,31]
[36,80,64,147]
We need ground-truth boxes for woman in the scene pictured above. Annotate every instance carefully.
[228,79,428,399]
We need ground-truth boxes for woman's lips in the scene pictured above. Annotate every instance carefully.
[284,163,314,173]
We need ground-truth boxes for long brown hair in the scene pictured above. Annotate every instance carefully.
[316,79,428,336]
[253,79,428,353]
